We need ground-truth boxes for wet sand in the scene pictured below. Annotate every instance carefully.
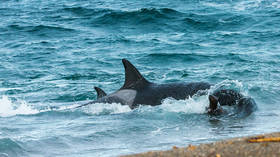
[122,132,280,157]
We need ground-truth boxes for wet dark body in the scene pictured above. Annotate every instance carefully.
[132,82,210,108]
[78,59,210,109]
[207,89,257,116]
[82,82,210,109]
[77,59,257,115]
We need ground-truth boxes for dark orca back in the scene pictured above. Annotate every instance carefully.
[132,82,211,108]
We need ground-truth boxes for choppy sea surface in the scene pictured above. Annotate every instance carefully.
[1,0,280,156]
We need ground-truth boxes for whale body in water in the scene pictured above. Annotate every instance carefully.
[78,59,210,109]
[77,59,257,116]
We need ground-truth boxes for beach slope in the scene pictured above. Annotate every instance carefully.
[123,132,280,157]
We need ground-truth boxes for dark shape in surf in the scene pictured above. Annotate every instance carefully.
[207,89,257,116]
[77,59,210,109]
[77,59,257,116]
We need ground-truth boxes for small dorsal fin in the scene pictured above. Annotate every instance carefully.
[121,59,149,89]
[208,95,225,115]
[209,95,218,111]
[94,87,107,99]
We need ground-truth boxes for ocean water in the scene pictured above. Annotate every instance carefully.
[1,0,280,156]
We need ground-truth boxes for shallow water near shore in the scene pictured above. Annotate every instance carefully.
[1,0,280,156]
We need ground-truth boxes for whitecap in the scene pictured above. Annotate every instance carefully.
[0,96,39,117]
[81,102,131,115]
[159,95,209,114]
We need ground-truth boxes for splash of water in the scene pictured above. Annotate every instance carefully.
[77,96,209,115]
[0,96,39,117]
[210,79,244,94]
[81,102,132,115]
[160,95,209,114]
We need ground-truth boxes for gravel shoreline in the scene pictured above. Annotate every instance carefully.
[122,132,280,157]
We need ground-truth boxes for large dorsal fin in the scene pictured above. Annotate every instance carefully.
[94,87,107,99]
[121,59,149,89]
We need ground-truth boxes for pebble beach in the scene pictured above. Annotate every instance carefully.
[123,132,280,157]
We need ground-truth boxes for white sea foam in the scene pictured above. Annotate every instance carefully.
[0,88,21,92]
[160,95,209,114]
[233,0,263,11]
[82,102,132,115]
[0,96,89,117]
[57,103,82,110]
[201,2,229,8]
[0,96,39,117]
[210,79,245,94]
[78,95,209,115]
[272,0,280,8]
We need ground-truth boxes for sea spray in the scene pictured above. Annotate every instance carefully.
[160,96,209,114]
[81,102,132,115]
[0,96,38,117]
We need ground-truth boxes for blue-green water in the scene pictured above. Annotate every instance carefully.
[1,0,280,156]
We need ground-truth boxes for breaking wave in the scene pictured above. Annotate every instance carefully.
[0,96,38,117]
[81,103,132,115]
[0,96,81,118]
